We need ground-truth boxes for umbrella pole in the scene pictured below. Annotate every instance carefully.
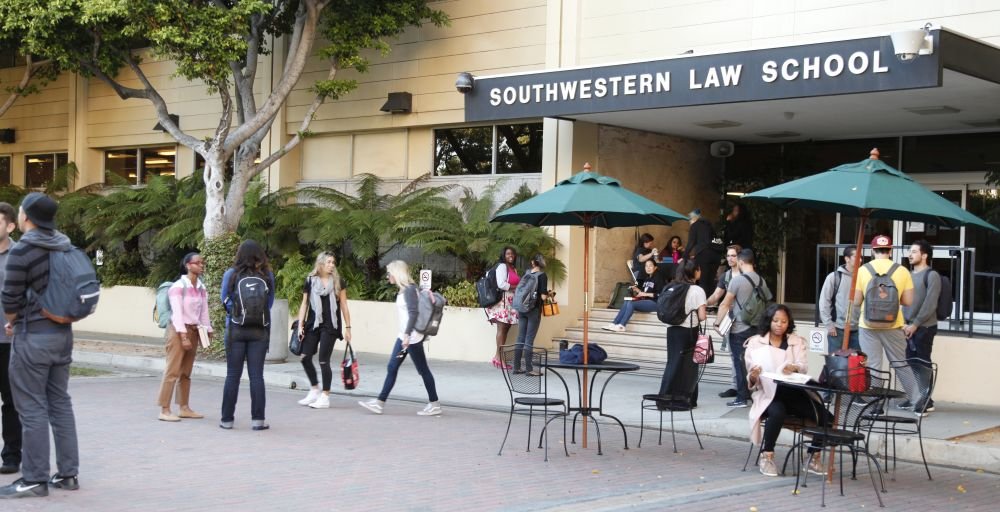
[582,222,591,448]
[829,209,869,482]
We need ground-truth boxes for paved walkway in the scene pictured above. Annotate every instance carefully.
[70,334,1000,474]
[2,373,998,511]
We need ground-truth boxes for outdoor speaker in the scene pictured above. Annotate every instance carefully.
[710,141,734,158]
[0,129,14,144]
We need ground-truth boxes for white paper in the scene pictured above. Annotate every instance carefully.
[197,325,211,348]
[761,371,811,384]
[716,314,733,336]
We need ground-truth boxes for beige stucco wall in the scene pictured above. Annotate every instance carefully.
[575,1,1000,66]
[0,69,72,187]
[287,0,547,136]
[591,125,715,302]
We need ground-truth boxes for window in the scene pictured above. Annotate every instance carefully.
[104,146,176,185]
[0,49,27,70]
[434,122,543,176]
[0,156,10,184]
[25,153,68,189]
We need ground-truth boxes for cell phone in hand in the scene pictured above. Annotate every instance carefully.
[397,349,408,359]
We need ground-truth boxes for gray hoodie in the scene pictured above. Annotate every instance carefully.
[819,265,861,331]
[1,228,73,331]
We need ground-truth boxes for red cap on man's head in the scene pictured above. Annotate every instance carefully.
[871,235,892,249]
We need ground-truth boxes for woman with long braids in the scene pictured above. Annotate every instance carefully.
[485,246,519,369]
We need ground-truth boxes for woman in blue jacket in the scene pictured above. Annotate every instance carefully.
[219,240,275,431]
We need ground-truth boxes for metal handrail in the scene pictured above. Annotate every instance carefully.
[814,244,986,338]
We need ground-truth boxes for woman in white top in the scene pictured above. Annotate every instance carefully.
[359,260,441,416]
[657,260,707,407]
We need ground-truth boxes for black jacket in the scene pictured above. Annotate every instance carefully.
[685,219,715,260]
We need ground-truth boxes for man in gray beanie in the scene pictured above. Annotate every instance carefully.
[0,193,80,499]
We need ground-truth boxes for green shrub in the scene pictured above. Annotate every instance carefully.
[441,280,478,308]
[276,253,311,314]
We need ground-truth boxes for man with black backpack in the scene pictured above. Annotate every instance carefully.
[818,247,861,353]
[902,240,940,415]
[716,249,772,408]
[853,235,915,393]
[0,194,80,498]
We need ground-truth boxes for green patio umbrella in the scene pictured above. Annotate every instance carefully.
[743,148,998,341]
[745,148,999,480]
[492,163,687,448]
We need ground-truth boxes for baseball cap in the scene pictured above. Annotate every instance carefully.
[871,234,892,249]
[688,208,701,219]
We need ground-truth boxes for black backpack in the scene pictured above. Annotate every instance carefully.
[34,246,100,324]
[657,282,690,325]
[475,264,502,308]
[229,274,270,327]
[922,270,953,321]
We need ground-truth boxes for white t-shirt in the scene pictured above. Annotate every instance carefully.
[682,285,707,326]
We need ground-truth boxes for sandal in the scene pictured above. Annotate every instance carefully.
[491,357,502,368]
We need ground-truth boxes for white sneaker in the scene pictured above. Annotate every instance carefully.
[359,399,383,415]
[417,403,442,416]
[308,393,330,409]
[601,324,615,331]
[298,388,321,406]
[612,324,626,332]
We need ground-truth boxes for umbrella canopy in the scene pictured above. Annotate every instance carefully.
[744,148,998,480]
[492,164,685,448]
[743,148,997,343]
[492,170,687,227]
[743,150,997,231]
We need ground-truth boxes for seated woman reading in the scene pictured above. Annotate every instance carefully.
[745,303,832,477]
[603,259,665,332]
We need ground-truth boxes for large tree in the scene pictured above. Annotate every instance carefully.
[0,0,446,240]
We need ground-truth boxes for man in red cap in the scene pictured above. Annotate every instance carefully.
[853,235,916,399]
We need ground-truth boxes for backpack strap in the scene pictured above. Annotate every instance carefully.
[736,273,759,314]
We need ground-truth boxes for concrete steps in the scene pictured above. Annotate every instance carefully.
[555,308,734,385]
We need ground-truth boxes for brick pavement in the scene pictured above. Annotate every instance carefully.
[2,373,997,512]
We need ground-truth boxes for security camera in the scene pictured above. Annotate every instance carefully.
[890,25,934,62]
[455,72,474,94]
[710,141,735,158]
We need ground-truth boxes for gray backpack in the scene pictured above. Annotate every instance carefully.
[512,272,540,313]
[34,247,100,324]
[414,287,447,337]
[863,263,901,328]
[737,274,772,327]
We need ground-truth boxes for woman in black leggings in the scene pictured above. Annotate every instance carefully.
[295,252,351,409]
[745,304,832,477]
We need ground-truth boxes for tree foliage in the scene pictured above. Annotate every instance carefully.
[0,0,447,240]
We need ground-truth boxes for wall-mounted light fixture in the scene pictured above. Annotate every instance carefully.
[380,92,413,114]
[152,114,180,132]
[0,128,14,144]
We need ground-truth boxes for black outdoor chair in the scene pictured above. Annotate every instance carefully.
[864,358,937,481]
[497,346,568,461]
[796,368,891,508]
[742,414,818,475]
[638,361,706,453]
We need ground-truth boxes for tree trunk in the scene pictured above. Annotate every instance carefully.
[203,156,235,240]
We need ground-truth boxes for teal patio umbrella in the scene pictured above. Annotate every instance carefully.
[745,148,999,480]
[744,148,998,342]
[492,163,686,447]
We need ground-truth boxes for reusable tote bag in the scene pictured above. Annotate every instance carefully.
[342,342,360,390]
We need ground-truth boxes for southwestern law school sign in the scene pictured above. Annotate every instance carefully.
[464,34,941,122]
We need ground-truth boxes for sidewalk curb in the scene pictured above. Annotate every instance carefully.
[73,349,1000,474]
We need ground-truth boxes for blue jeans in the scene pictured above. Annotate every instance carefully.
[221,325,269,422]
[513,308,542,372]
[377,339,438,403]
[611,299,657,326]
[828,328,861,353]
[729,329,754,401]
